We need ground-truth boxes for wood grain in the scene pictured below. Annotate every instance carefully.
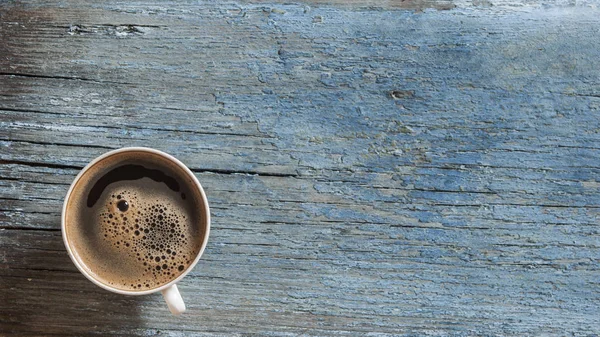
[1,0,600,335]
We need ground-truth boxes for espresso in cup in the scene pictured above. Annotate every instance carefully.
[64,150,207,291]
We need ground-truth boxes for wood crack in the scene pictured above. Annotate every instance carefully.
[0,159,82,170]
[0,226,59,231]
[0,138,114,150]
[190,167,299,178]
[0,107,70,116]
[0,160,299,178]
[0,72,136,86]
[118,123,272,139]
[0,176,70,186]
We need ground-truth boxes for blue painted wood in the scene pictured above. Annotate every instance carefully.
[1,1,599,335]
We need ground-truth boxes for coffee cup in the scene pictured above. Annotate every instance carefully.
[62,147,210,315]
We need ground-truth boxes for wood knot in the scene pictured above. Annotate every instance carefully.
[67,25,86,35]
[389,90,415,100]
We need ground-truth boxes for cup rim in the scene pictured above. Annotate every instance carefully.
[61,147,211,296]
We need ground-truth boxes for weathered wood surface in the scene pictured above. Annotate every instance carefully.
[1,0,600,335]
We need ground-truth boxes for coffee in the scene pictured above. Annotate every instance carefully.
[65,151,206,291]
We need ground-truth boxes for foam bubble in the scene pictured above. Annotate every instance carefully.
[92,187,200,290]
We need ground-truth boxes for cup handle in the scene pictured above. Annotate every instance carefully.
[161,284,186,315]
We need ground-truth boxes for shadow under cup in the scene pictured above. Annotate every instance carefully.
[62,148,209,294]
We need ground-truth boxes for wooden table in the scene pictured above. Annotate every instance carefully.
[1,0,599,335]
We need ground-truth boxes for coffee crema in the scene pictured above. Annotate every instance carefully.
[65,151,205,291]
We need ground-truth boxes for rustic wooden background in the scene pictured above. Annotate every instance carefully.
[1,0,600,335]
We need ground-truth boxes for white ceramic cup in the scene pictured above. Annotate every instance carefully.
[62,147,210,315]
